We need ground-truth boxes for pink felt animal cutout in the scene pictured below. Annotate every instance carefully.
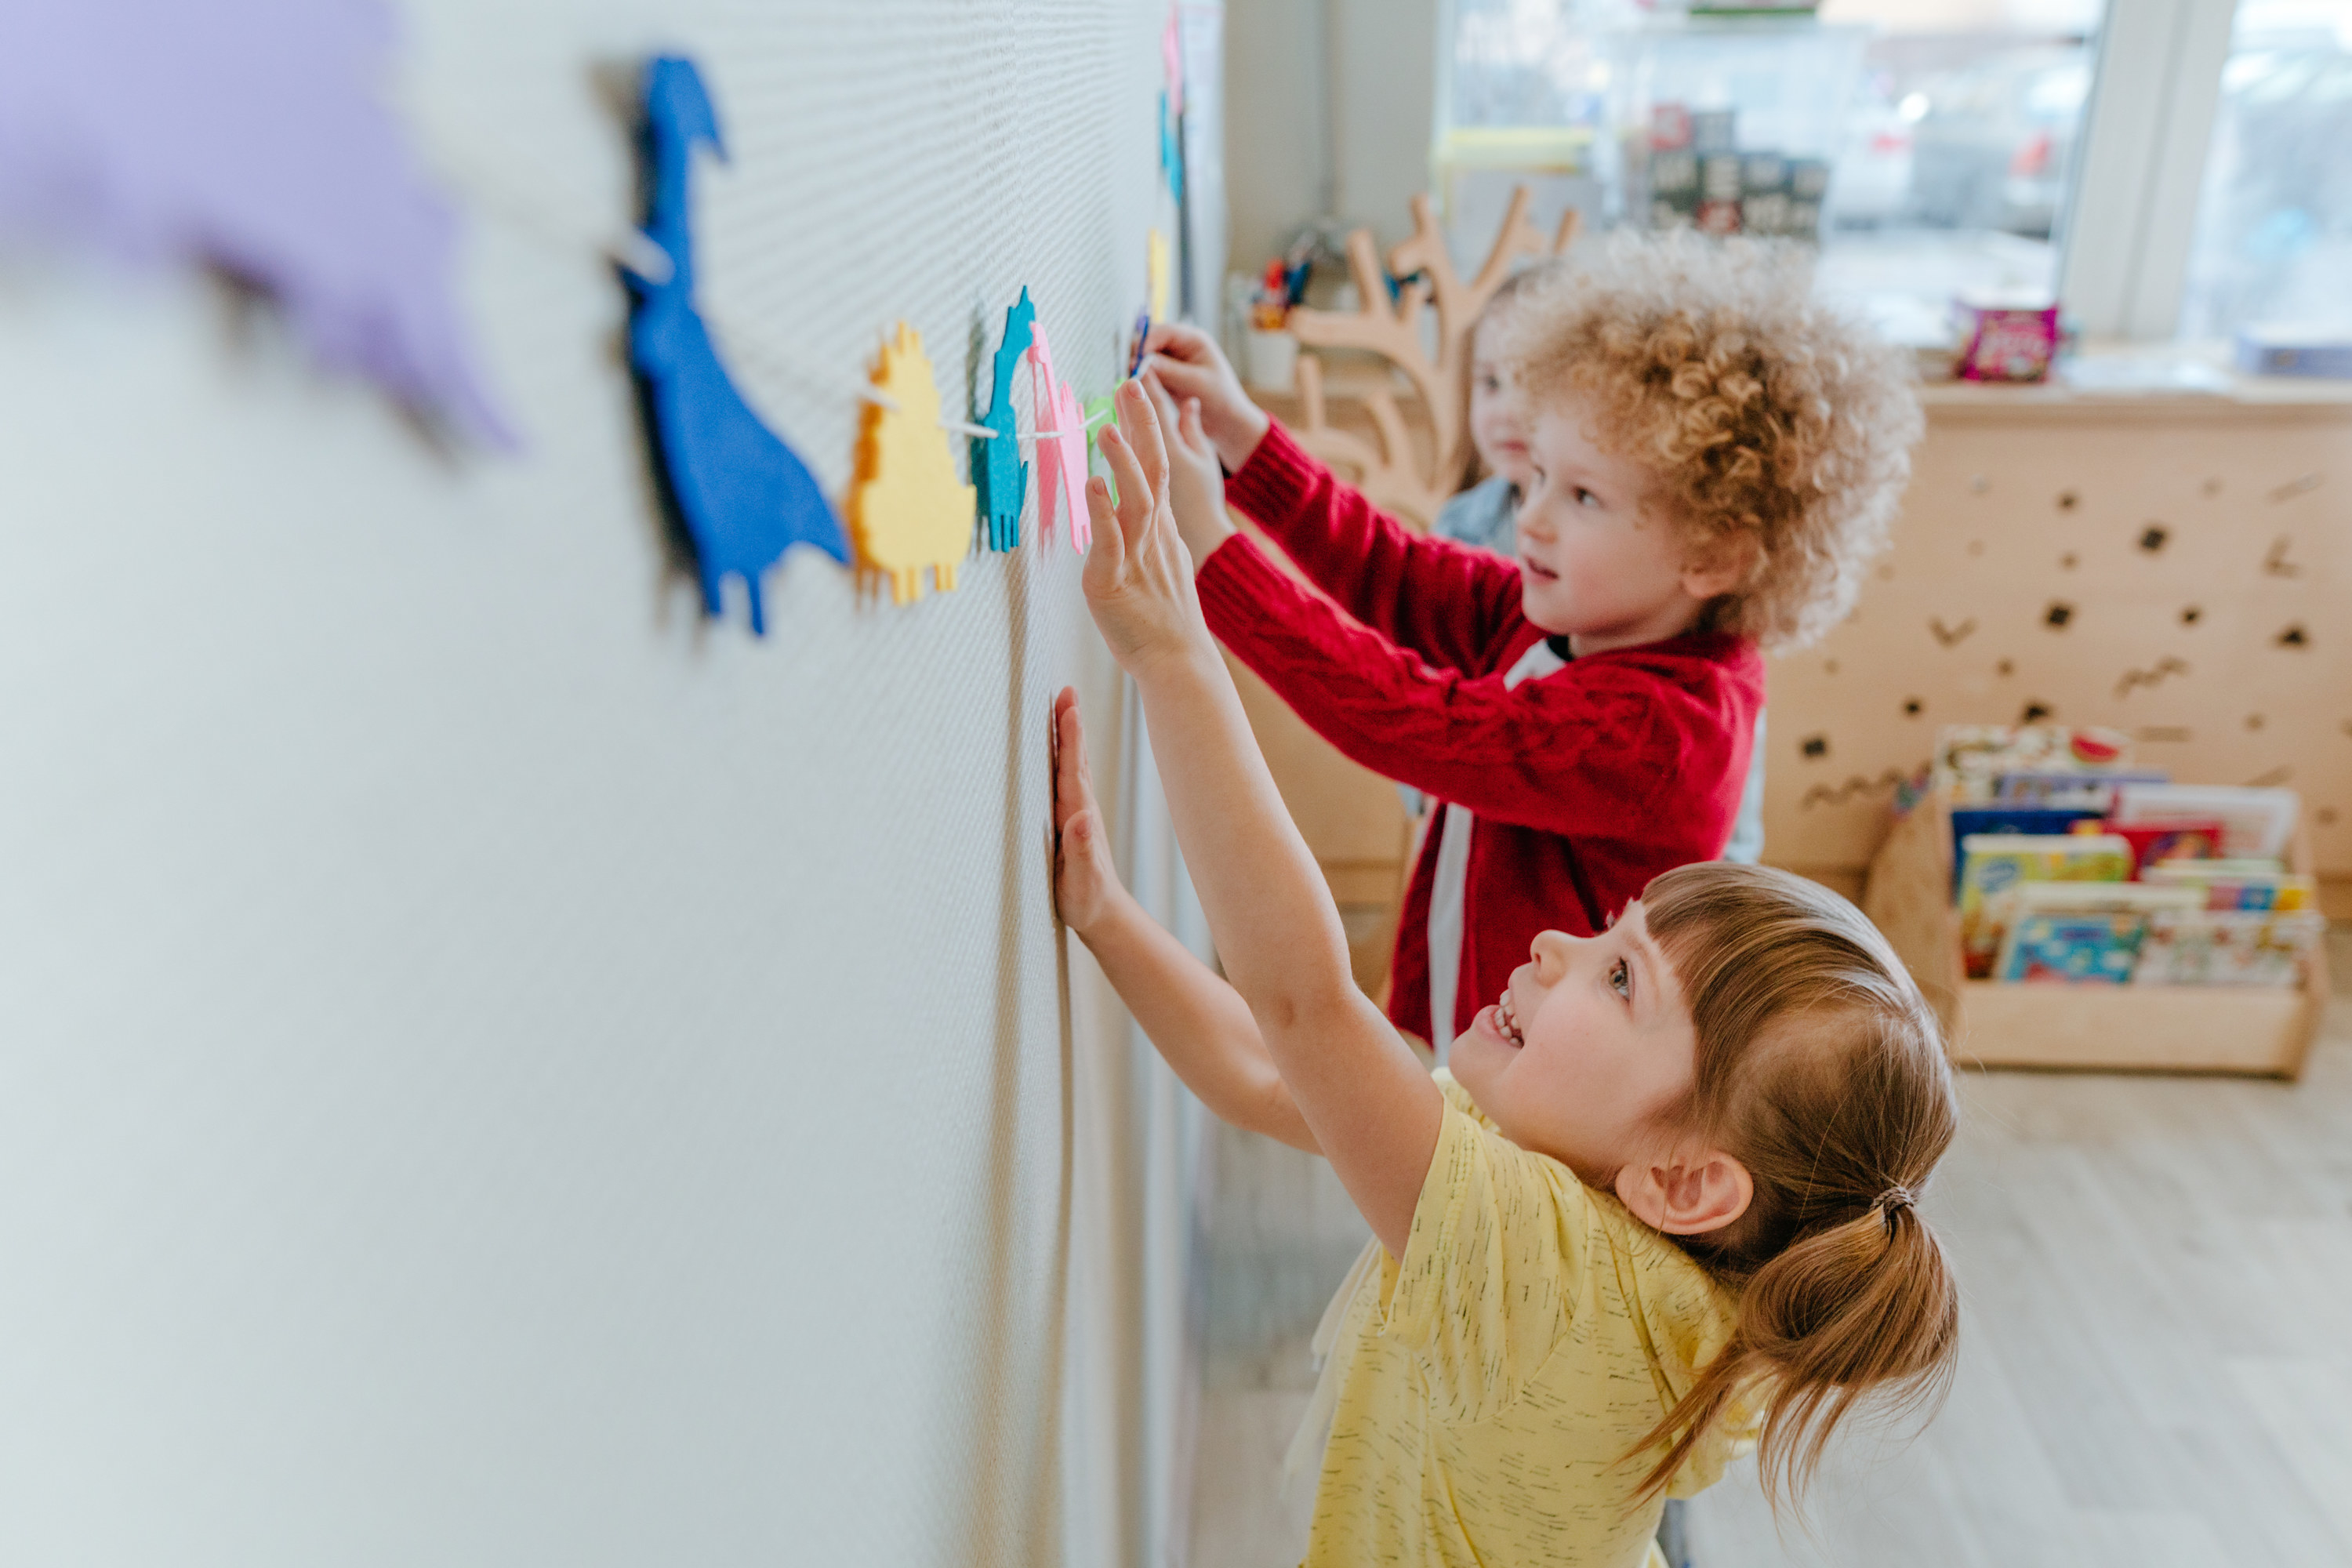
[1026,323,1091,554]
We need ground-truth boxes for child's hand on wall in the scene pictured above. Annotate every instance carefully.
[1051,687,1122,936]
[1083,381,1212,674]
[1142,323,1269,473]
[1144,378,1237,566]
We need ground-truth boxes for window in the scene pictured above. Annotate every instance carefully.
[2176,0,2352,340]
[1445,0,1615,132]
[1434,1,2110,345]
[1436,0,2340,347]
[1435,0,1616,268]
[1806,0,2106,339]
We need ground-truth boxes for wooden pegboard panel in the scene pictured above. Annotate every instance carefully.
[1766,394,2352,880]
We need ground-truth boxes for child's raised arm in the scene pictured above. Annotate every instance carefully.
[1081,382,1442,1258]
[1051,687,1316,1154]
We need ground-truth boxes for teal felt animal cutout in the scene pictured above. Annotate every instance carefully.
[973,289,1036,552]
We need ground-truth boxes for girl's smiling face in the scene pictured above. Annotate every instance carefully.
[1450,902,1700,1189]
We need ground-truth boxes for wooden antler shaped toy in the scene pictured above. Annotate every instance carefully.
[1285,187,1579,529]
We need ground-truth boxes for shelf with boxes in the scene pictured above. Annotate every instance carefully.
[1609,17,1864,240]
[1862,725,2331,1077]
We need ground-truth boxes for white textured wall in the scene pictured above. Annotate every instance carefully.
[1332,0,1443,248]
[1222,0,1441,272]
[0,3,1202,1564]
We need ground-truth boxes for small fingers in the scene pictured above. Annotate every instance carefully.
[1062,692,1094,806]
[1051,689,1080,827]
[1142,372,1185,441]
[1144,321,1208,361]
[1181,396,1210,455]
[1071,706,1097,804]
[1144,352,1218,402]
[1080,472,1125,595]
[1119,377,1171,499]
[1097,416,1155,547]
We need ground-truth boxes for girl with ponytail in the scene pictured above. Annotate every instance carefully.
[1632,864,1962,1509]
[1056,380,1960,1568]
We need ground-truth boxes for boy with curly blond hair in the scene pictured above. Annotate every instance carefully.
[1141,232,1922,1056]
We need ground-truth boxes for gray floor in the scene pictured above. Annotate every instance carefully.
[1188,931,2352,1566]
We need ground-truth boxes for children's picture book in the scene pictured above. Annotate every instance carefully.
[1931,724,2134,803]
[1947,806,2103,895]
[1956,833,2133,979]
[2103,819,2227,875]
[2140,861,2314,911]
[1991,882,2201,984]
[1998,912,2147,984]
[2132,908,2326,987]
[1989,769,2168,809]
[2111,783,2298,860]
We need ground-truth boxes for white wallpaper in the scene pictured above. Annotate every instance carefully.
[0,2,1202,1563]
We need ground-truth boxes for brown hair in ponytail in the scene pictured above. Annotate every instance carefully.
[1630,862,1961,1510]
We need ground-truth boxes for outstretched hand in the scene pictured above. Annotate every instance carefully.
[1083,379,1211,674]
[1051,687,1123,935]
[1142,321,1270,472]
[1140,375,1237,565]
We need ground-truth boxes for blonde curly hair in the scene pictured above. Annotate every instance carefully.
[1509,233,1922,651]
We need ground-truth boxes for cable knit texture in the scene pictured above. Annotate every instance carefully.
[1202,420,1764,1044]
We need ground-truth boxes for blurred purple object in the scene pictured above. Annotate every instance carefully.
[0,0,514,446]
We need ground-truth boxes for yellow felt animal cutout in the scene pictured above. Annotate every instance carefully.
[1148,227,1171,324]
[851,322,976,605]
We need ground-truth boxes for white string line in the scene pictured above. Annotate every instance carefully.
[422,133,1089,445]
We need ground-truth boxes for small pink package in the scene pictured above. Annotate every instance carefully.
[1953,293,2060,383]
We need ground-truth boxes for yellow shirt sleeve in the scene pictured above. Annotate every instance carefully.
[1381,1073,1595,1425]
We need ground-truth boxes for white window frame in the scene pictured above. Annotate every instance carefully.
[2060,0,2243,339]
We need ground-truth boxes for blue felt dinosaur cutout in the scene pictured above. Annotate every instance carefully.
[973,289,1036,552]
[626,56,845,636]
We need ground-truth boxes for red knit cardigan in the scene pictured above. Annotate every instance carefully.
[1194,420,1766,1042]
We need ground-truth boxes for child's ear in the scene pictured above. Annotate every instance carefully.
[1680,529,1759,603]
[1615,1149,1754,1236]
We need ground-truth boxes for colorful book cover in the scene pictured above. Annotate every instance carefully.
[2103,819,2227,875]
[2002,881,2202,917]
[2140,862,2314,912]
[1931,725,2135,803]
[2111,783,2299,860]
[1948,807,2103,895]
[2132,909,2326,987]
[1996,912,2147,984]
[1955,833,2133,979]
[1989,881,2201,983]
[1989,770,2168,809]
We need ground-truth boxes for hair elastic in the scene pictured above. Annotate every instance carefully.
[1877,1185,1915,1230]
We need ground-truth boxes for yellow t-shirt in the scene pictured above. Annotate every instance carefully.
[1303,1073,1754,1568]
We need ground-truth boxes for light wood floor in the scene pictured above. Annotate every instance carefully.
[1187,930,2352,1567]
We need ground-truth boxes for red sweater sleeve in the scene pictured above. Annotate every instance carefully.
[1224,419,1524,675]
[1198,535,1752,838]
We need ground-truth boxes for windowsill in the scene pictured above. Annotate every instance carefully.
[1920,339,2352,420]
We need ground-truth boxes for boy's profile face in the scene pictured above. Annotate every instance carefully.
[1515,395,1712,655]
[1450,903,1697,1187]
